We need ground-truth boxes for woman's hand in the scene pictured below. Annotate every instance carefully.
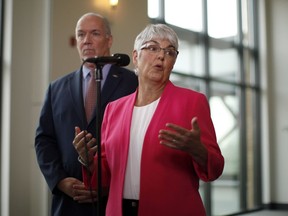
[73,127,98,167]
[158,117,208,170]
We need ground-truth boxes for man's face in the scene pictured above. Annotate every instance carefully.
[75,15,113,62]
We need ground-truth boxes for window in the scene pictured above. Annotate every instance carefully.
[148,0,261,215]
[0,0,4,212]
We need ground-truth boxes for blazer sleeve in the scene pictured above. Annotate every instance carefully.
[192,94,224,182]
[83,103,112,190]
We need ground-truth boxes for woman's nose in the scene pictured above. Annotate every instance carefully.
[157,50,165,59]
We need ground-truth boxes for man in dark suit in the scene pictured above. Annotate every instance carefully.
[35,13,138,216]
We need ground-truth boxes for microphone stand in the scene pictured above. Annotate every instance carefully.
[94,64,103,216]
[82,54,130,214]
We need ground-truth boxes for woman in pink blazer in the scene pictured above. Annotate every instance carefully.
[73,24,224,216]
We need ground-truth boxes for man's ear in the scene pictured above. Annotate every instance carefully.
[108,35,113,49]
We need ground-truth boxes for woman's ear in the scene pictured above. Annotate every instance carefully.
[132,50,138,66]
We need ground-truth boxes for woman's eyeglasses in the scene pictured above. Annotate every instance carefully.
[140,44,179,58]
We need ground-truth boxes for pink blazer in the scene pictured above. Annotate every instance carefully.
[84,81,224,216]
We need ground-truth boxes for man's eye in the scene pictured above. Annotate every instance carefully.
[92,32,101,37]
[77,33,84,38]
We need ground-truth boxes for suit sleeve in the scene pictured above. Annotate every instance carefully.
[35,85,67,194]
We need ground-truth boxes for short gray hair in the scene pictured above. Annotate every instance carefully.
[76,12,111,36]
[134,24,179,51]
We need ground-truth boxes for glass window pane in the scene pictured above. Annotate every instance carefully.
[207,0,238,39]
[148,0,161,18]
[210,82,241,215]
[209,47,239,82]
[170,73,206,93]
[164,0,203,32]
[174,39,204,76]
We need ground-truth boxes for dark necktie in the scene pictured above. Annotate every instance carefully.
[85,71,96,122]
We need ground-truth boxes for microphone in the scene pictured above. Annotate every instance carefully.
[83,53,130,66]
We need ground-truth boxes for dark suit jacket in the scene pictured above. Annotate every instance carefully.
[35,65,138,216]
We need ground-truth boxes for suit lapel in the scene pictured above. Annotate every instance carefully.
[101,65,122,108]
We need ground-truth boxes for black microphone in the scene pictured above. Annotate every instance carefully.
[84,53,130,66]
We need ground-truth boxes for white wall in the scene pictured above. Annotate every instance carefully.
[0,0,287,215]
[263,0,288,205]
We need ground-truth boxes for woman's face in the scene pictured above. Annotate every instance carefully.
[133,39,178,85]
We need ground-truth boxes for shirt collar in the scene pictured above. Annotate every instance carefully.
[82,64,112,79]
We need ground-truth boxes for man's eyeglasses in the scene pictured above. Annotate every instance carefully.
[140,44,179,58]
